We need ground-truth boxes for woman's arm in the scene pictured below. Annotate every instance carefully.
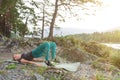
[20,59,42,67]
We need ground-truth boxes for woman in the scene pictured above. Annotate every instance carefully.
[13,41,56,66]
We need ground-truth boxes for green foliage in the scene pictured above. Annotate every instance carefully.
[6,64,17,69]
[54,36,115,62]
[55,35,120,70]
[54,36,88,62]
[92,60,99,68]
[16,20,29,37]
[75,30,120,43]
[118,72,120,75]
[49,76,62,80]
[61,47,87,62]
[81,41,111,57]
[54,36,82,48]
[67,0,102,5]
[109,50,120,68]
[0,61,4,64]
[0,0,38,38]
[0,0,17,14]
[74,32,120,69]
[0,70,5,74]
[0,0,18,37]
[1,0,102,38]
[80,76,87,80]
[34,67,47,74]
[95,71,105,80]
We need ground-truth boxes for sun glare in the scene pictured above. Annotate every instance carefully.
[60,0,120,32]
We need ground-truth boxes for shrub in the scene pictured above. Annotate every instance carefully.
[59,47,87,62]
[81,42,112,58]
[54,36,82,48]
[109,50,120,68]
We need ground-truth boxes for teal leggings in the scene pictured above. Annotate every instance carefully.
[32,42,56,61]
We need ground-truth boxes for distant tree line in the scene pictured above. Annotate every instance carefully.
[74,30,120,43]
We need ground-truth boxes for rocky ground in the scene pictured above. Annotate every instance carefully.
[0,38,120,80]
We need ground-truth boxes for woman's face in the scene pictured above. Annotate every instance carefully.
[13,54,21,61]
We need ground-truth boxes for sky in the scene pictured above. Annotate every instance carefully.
[59,0,120,32]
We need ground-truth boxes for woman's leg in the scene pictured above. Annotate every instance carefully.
[32,42,50,60]
[44,42,50,61]
[50,42,56,60]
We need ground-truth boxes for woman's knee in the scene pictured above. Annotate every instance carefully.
[43,42,50,48]
[51,42,56,47]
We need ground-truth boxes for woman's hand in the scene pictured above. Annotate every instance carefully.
[34,63,42,67]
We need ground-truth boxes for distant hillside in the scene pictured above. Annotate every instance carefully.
[73,30,120,43]
[107,27,120,32]
[42,27,96,37]
[53,28,96,36]
[25,27,96,38]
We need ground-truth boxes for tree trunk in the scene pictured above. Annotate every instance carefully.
[0,0,3,5]
[41,4,45,39]
[0,0,13,38]
[0,12,11,37]
[0,15,5,35]
[48,0,58,39]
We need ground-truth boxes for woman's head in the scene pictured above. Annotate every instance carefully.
[13,54,21,61]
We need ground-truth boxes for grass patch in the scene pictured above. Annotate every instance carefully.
[6,64,16,69]
[34,67,47,74]
[109,50,120,68]
[0,70,5,74]
[95,71,105,80]
[0,61,4,64]
[59,47,87,62]
[81,42,112,58]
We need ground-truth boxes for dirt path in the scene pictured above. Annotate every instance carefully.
[0,49,13,61]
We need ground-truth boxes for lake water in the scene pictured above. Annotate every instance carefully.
[103,43,120,49]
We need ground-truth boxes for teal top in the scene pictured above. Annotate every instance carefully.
[32,42,56,61]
